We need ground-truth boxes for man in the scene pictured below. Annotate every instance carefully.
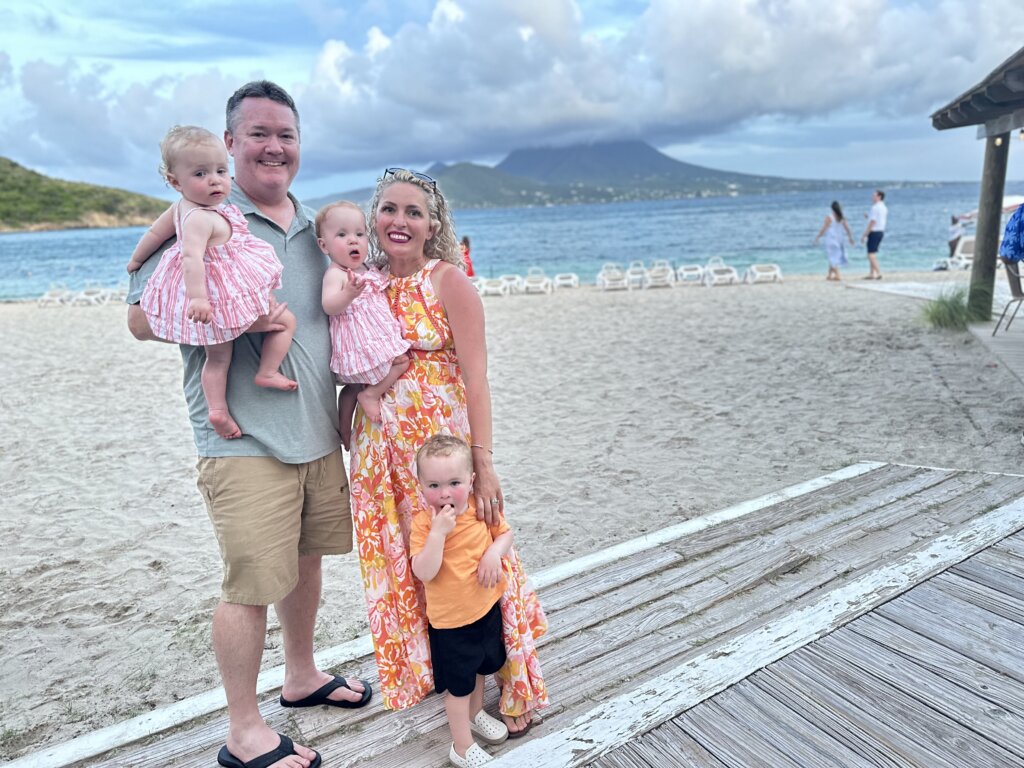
[127,81,369,768]
[860,189,888,280]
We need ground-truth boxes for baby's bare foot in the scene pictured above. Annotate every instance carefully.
[356,389,382,424]
[209,409,242,439]
[254,372,298,391]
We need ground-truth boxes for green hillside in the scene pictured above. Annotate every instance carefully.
[0,157,168,232]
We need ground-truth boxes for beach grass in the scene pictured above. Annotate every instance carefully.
[921,286,970,330]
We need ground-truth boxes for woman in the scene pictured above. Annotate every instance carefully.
[348,168,547,733]
[813,201,855,281]
[460,235,475,277]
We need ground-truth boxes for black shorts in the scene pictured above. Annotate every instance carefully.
[867,231,884,253]
[429,600,506,697]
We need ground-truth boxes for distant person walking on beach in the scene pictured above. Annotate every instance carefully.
[813,201,855,281]
[126,125,298,440]
[460,235,475,277]
[126,81,370,768]
[948,215,965,258]
[317,200,411,442]
[411,434,519,766]
[860,189,888,280]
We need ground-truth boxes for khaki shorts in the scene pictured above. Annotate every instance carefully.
[196,450,353,605]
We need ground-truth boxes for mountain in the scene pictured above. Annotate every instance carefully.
[0,157,168,232]
[312,140,886,211]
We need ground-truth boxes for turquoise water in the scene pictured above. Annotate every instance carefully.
[2,181,1022,300]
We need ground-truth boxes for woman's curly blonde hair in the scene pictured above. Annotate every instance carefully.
[367,169,464,271]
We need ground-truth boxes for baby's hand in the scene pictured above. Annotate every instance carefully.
[341,272,367,298]
[477,550,503,589]
[187,297,213,324]
[430,504,457,537]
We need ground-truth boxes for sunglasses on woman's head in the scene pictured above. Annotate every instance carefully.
[383,167,437,189]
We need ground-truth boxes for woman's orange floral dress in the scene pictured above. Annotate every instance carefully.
[349,259,549,716]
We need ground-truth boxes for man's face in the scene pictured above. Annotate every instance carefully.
[225,97,299,202]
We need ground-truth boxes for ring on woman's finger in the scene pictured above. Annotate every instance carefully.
[491,498,500,504]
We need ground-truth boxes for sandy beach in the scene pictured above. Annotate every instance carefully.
[3,269,1023,760]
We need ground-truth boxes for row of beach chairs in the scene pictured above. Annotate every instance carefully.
[473,268,579,297]
[596,257,783,290]
[37,281,128,307]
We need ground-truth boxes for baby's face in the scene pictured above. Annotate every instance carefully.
[318,206,369,270]
[417,453,474,516]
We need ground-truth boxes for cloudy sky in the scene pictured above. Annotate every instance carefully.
[2,0,1024,201]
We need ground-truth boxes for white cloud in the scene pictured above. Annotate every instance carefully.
[2,0,1024,194]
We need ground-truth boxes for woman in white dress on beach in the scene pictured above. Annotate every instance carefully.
[814,201,855,281]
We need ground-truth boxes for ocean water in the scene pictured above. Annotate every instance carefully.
[2,181,1022,300]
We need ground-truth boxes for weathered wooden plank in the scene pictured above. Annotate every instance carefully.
[848,613,1024,717]
[994,530,1024,559]
[674,699,804,768]
[747,669,911,767]
[812,627,1024,758]
[697,681,879,767]
[875,597,1024,686]
[897,587,1024,666]
[927,570,1024,627]
[951,556,1024,602]
[791,643,1024,767]
[771,654,957,768]
[489,496,1024,767]
[588,720,727,768]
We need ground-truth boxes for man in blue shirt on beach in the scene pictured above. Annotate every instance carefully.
[127,81,369,768]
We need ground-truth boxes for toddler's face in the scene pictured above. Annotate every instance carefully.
[318,206,369,271]
[417,453,474,516]
[168,143,231,208]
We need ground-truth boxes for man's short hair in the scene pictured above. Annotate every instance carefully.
[225,80,300,136]
[875,189,886,201]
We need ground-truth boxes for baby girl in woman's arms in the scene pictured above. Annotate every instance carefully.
[317,201,410,443]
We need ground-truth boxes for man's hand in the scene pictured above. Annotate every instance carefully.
[248,300,290,333]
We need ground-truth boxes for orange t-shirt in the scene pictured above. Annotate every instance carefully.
[410,500,510,629]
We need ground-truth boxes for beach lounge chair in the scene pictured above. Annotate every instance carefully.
[71,281,112,305]
[743,263,784,284]
[498,274,523,294]
[37,283,73,307]
[644,260,676,288]
[702,257,740,287]
[625,260,649,289]
[552,272,579,289]
[476,278,509,297]
[522,267,553,295]
[993,261,1024,336]
[596,262,629,291]
[676,264,704,285]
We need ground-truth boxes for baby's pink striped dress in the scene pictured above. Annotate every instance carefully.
[140,202,283,346]
[328,267,410,384]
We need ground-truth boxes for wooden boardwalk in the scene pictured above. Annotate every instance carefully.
[16,462,1024,767]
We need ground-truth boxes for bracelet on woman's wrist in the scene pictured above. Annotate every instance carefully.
[470,443,493,454]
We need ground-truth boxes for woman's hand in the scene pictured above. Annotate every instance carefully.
[473,460,503,526]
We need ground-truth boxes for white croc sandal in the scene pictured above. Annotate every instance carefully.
[449,742,493,767]
[470,709,509,745]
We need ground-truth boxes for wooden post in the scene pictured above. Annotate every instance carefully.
[967,132,1010,321]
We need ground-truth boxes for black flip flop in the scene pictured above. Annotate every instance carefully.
[279,675,373,709]
[217,733,322,768]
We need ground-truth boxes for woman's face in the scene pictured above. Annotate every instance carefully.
[375,182,434,260]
